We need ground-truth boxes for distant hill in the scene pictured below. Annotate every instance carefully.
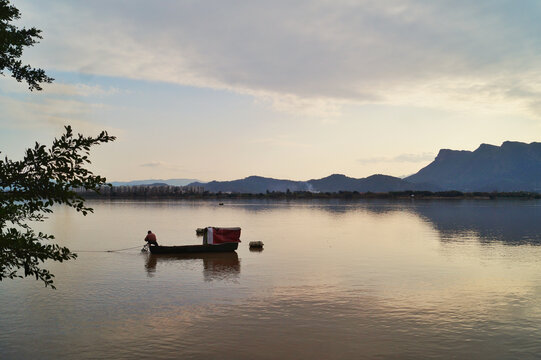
[406,141,541,192]
[111,178,199,187]
[189,176,310,193]
[188,174,437,193]
[113,141,541,193]
[307,174,437,192]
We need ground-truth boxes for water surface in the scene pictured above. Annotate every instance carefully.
[1,199,541,359]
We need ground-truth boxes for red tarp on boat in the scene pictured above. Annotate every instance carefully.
[206,227,241,244]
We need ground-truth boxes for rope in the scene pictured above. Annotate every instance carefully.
[73,245,144,253]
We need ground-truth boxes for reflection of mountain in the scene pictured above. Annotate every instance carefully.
[145,252,240,280]
[296,199,541,245]
[410,201,541,245]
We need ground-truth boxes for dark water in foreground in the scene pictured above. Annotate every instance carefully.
[1,199,541,359]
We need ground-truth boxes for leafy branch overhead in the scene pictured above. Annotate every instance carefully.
[0,0,53,90]
[0,0,115,288]
[0,127,116,288]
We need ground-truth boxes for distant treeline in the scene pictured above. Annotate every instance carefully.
[82,189,541,200]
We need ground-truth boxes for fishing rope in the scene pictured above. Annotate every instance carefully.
[73,245,144,253]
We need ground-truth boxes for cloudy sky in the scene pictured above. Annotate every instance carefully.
[2,0,540,181]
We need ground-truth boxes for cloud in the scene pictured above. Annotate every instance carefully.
[2,80,120,98]
[0,84,122,135]
[18,0,541,118]
[358,152,435,164]
[44,83,121,97]
[0,96,101,130]
[140,161,165,168]
[140,161,184,171]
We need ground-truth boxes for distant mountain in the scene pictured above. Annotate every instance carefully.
[307,174,438,192]
[406,141,541,192]
[189,176,310,193]
[188,174,437,193]
[113,141,541,193]
[111,178,199,187]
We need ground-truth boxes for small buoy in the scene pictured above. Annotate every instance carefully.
[249,241,264,248]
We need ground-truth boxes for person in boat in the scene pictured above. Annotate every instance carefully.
[144,230,159,247]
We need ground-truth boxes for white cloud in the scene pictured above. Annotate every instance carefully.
[44,83,121,97]
[0,94,118,135]
[17,0,541,118]
[2,80,120,97]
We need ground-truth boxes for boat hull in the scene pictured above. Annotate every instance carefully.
[148,242,238,254]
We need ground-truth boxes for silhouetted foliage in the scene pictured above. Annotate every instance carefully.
[0,0,116,288]
[0,0,53,90]
[80,188,540,201]
[0,126,116,288]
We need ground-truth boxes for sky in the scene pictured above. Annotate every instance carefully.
[1,0,541,182]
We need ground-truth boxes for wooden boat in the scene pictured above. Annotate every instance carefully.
[149,242,238,254]
[149,227,241,254]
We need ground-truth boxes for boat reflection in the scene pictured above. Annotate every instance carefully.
[144,252,240,280]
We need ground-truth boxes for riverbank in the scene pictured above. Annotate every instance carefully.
[81,190,541,200]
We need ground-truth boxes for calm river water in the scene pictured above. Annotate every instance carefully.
[2,199,541,359]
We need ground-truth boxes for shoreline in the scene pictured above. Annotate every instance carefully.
[80,190,541,201]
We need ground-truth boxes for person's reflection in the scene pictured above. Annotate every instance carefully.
[144,253,158,276]
[144,252,240,280]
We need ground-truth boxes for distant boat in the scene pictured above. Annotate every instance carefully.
[149,227,241,254]
[249,241,264,249]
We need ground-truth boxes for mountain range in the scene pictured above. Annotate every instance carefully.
[187,174,439,194]
[110,178,199,187]
[114,141,541,193]
[406,141,541,192]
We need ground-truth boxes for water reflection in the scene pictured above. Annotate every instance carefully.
[409,201,541,245]
[4,199,541,359]
[144,252,240,281]
[307,199,541,245]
